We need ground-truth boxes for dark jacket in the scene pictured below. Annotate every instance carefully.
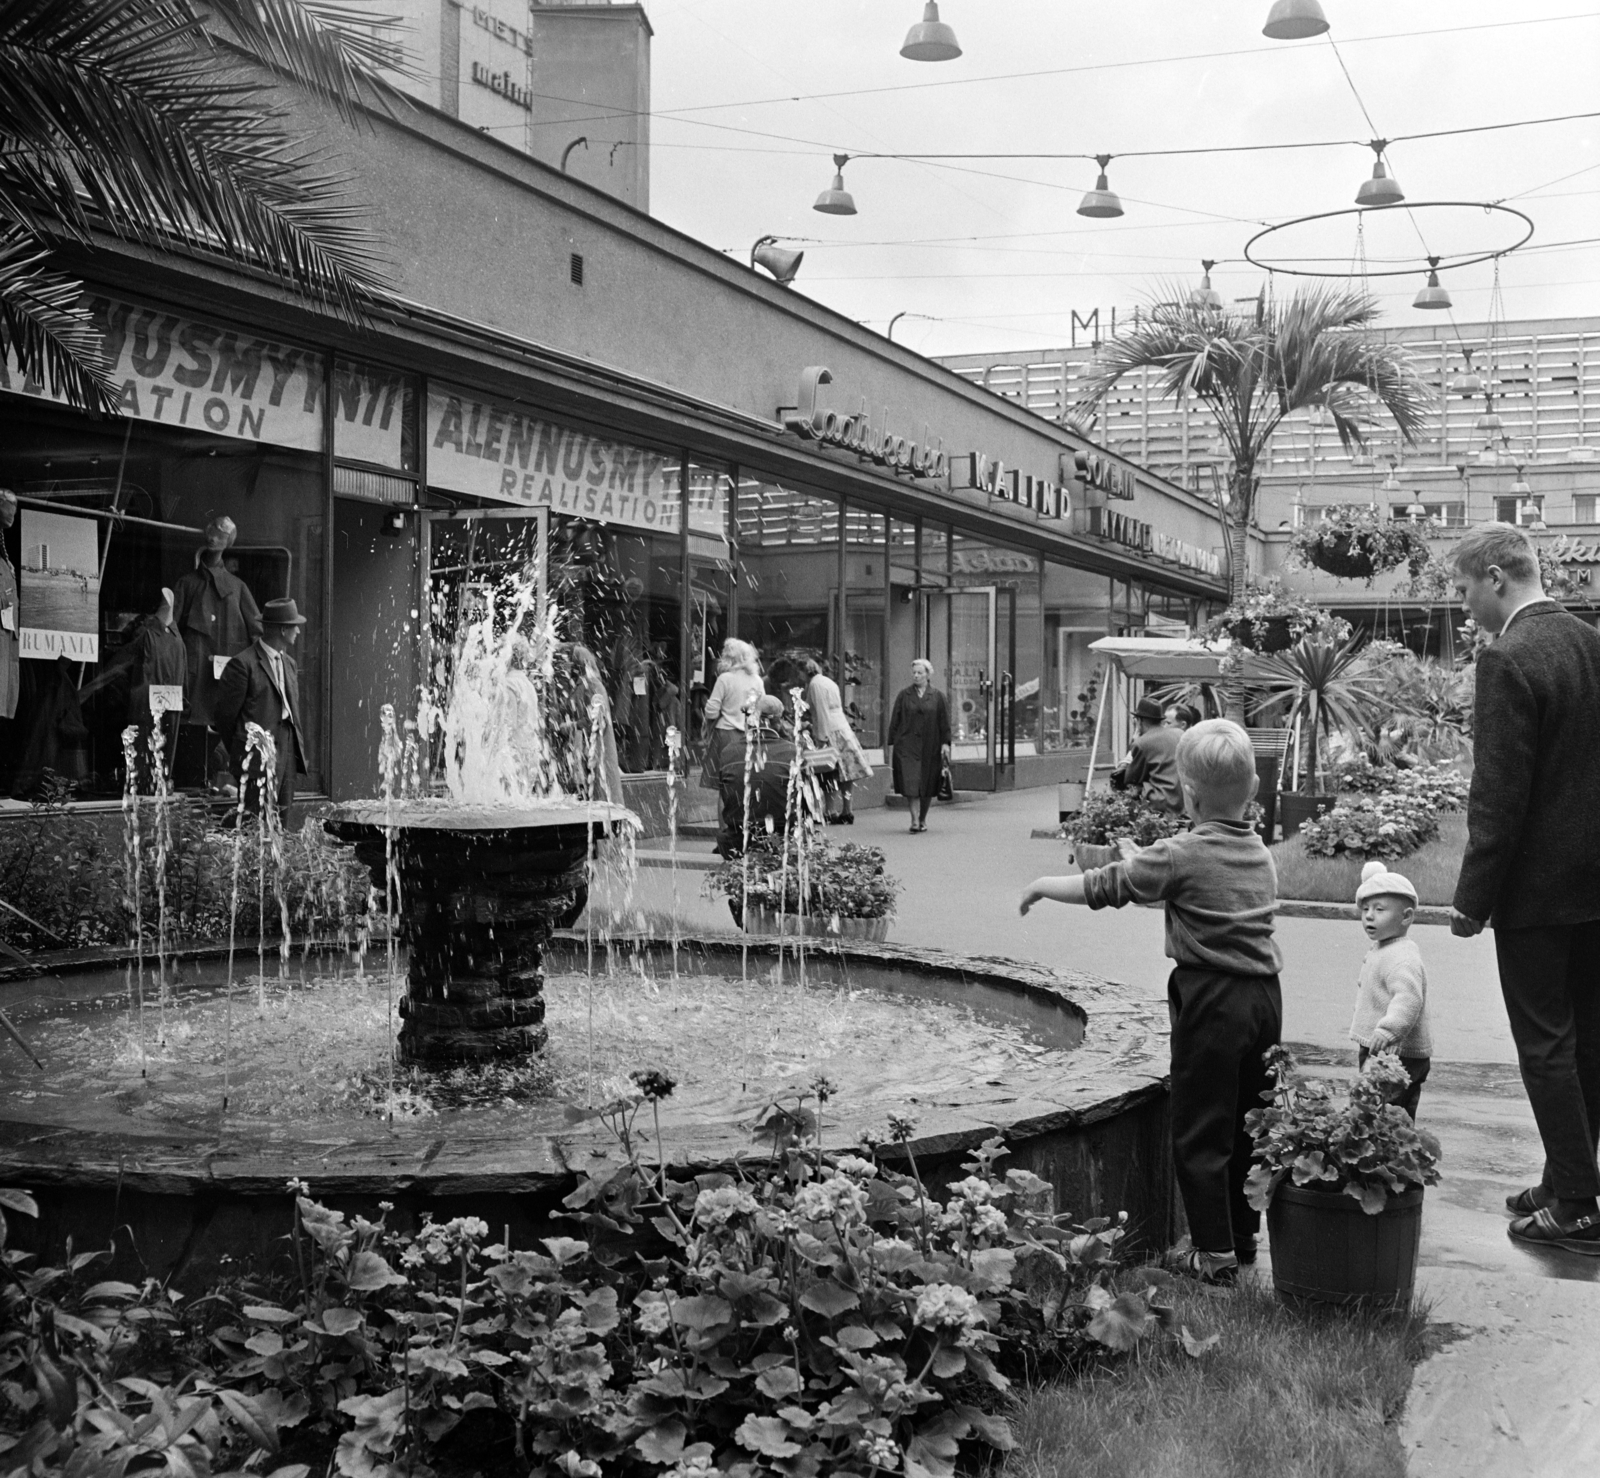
[172,557,261,725]
[887,685,951,797]
[1113,725,1184,813]
[1454,601,1600,928]
[213,641,306,777]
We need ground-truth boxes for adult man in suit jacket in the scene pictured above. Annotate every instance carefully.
[1451,523,1600,1255]
[213,597,307,823]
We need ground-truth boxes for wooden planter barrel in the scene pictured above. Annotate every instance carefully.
[1267,1183,1424,1306]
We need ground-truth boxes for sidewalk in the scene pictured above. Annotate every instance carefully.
[629,785,1600,1473]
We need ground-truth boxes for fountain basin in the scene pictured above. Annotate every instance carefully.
[324,799,636,1063]
[0,935,1176,1287]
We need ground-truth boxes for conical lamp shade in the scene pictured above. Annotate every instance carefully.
[1414,269,1451,310]
[901,2,961,62]
[814,169,857,216]
[1356,160,1404,207]
[1189,273,1222,310]
[1263,0,1330,40]
[1475,409,1502,431]
[1449,368,1483,395]
[1077,171,1123,219]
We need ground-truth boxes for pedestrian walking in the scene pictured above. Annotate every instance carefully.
[887,657,950,833]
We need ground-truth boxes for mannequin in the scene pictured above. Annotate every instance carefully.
[171,515,260,791]
[84,586,187,791]
[0,489,19,725]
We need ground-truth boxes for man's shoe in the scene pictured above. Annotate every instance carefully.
[1234,1236,1258,1266]
[1505,1184,1554,1216]
[1165,1247,1239,1286]
[1508,1206,1600,1256]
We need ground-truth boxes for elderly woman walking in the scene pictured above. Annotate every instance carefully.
[804,657,873,824]
[887,657,951,833]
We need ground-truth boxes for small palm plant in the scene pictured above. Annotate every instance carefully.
[1251,634,1385,797]
[1075,284,1434,605]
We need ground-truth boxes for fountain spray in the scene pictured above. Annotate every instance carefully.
[223,722,269,1113]
[379,704,403,1126]
[738,690,761,983]
[664,724,680,979]
[119,727,146,1075]
[146,724,173,1044]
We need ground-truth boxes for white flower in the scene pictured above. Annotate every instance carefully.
[862,1435,901,1470]
[912,1282,982,1331]
[693,1185,759,1227]
[634,1293,670,1336]
[793,1176,868,1226]
[945,1176,996,1205]
[832,1154,878,1180]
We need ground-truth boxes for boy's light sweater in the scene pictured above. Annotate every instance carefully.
[1081,818,1282,977]
[1350,936,1433,1057]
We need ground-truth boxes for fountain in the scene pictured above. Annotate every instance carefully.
[0,564,1178,1288]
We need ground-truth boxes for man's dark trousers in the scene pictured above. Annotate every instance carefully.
[1167,967,1283,1253]
[1495,921,1600,1199]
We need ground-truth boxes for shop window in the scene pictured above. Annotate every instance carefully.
[1389,501,1465,527]
[734,477,839,698]
[842,505,887,747]
[1043,561,1111,751]
[684,463,733,773]
[1495,495,1543,526]
[1575,495,1597,524]
[0,402,327,800]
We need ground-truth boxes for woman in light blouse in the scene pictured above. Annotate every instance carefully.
[702,638,765,777]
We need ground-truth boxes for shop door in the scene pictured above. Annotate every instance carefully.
[419,508,548,718]
[937,586,1017,791]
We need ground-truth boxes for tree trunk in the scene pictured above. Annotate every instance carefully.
[1222,470,1254,723]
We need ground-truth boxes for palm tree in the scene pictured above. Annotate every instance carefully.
[1251,633,1385,797]
[1074,283,1434,606]
[0,0,402,414]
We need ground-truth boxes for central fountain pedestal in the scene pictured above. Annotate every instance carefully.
[326,801,634,1064]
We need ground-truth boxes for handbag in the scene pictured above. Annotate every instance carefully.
[937,762,955,803]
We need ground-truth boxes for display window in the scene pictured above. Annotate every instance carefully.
[0,403,326,801]
[842,505,887,748]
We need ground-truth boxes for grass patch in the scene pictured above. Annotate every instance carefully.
[1007,1279,1432,1478]
[1272,811,1466,906]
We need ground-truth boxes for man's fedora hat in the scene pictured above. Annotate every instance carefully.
[1134,696,1164,725]
[263,597,307,627]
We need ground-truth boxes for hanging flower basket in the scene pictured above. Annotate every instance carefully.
[1228,614,1297,653]
[1305,532,1377,580]
[1288,506,1438,586]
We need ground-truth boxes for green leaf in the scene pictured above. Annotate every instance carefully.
[633,1419,687,1465]
[736,1415,801,1459]
[669,1295,733,1331]
[217,1388,279,1454]
[316,1307,364,1337]
[576,1286,620,1334]
[0,1189,38,1218]
[835,1324,878,1350]
[954,1404,1015,1451]
[1181,1325,1221,1358]
[540,1237,589,1266]
[755,1365,803,1399]
[1087,1292,1158,1353]
[345,1251,405,1292]
[969,1246,1016,1290]
[1346,1181,1389,1215]
[244,1330,284,1358]
[797,1281,859,1319]
[930,1348,966,1379]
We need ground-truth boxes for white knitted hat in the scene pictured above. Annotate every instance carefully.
[1355,859,1418,905]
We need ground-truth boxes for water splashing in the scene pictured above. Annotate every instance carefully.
[119,727,146,1076]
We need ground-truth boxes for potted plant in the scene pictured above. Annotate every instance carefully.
[1250,633,1382,838]
[1204,582,1340,659]
[1288,504,1437,584]
[1246,1046,1441,1306]
[1061,789,1185,869]
[706,833,902,942]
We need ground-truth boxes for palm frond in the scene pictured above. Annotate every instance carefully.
[0,225,115,412]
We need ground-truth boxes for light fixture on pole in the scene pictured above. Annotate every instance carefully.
[1263,0,1330,40]
[750,235,804,285]
[1406,495,1430,520]
[1475,394,1502,433]
[1381,461,1403,494]
[1413,256,1452,310]
[900,2,961,62]
[1355,141,1403,206]
[1077,155,1123,219]
[813,154,857,215]
[1449,349,1483,397]
[1510,465,1533,497]
[1188,260,1222,310]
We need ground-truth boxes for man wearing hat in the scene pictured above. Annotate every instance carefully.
[213,597,307,822]
[1110,696,1184,814]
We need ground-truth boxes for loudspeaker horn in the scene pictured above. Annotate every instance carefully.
[752,240,804,286]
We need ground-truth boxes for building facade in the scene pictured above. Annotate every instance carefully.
[0,50,1231,814]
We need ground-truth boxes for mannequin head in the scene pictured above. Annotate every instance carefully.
[203,515,237,559]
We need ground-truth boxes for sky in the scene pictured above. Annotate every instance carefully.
[633,0,1600,358]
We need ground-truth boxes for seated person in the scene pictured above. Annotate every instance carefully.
[1109,696,1185,813]
[715,695,798,856]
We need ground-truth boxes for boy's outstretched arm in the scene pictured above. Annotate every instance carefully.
[1019,874,1088,914]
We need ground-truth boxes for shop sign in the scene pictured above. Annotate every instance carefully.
[1152,531,1224,577]
[427,385,690,534]
[470,62,532,111]
[777,368,948,480]
[950,548,1039,575]
[1552,535,1600,564]
[0,294,327,453]
[1073,449,1137,502]
[472,5,534,54]
[957,454,1066,519]
[19,510,99,662]
[1087,508,1222,577]
[333,359,410,470]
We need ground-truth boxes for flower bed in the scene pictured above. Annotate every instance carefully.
[705,835,902,923]
[1,1079,1208,1478]
[1061,791,1185,849]
[1297,791,1441,863]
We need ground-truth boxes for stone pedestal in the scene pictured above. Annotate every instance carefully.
[326,801,632,1065]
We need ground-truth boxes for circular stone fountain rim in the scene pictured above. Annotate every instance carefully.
[327,799,638,831]
[0,934,1172,1201]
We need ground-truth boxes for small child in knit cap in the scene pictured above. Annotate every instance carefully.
[1350,860,1433,1119]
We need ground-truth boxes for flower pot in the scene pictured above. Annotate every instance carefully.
[1266,1183,1424,1307]
[1231,614,1297,654]
[733,900,889,942]
[1072,841,1118,870]
[1278,792,1336,840]
[1308,533,1377,581]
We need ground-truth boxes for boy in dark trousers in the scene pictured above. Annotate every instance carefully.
[1021,719,1281,1284]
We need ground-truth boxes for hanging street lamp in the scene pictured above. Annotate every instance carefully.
[900,2,961,62]
[1263,0,1330,40]
[1188,260,1223,310]
[813,154,857,215]
[1475,395,1503,433]
[1449,349,1483,397]
[1077,155,1123,219]
[1413,256,1452,310]
[1355,142,1404,206]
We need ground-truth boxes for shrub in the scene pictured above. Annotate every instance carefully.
[1247,1046,1442,1215]
[1327,757,1468,813]
[706,834,903,920]
[2,1083,1205,1478]
[1298,791,1440,862]
[1062,791,1185,848]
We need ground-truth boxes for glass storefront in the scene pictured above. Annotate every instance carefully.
[841,505,887,747]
